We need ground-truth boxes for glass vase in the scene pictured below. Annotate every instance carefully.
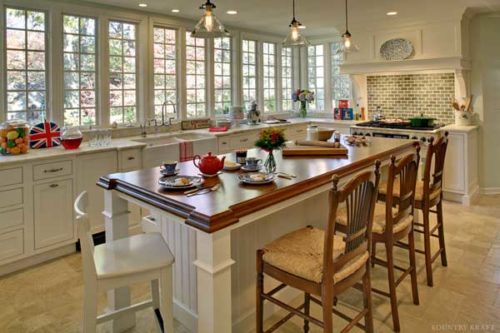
[299,101,307,118]
[264,150,277,173]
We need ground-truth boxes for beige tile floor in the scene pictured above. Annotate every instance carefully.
[0,195,499,333]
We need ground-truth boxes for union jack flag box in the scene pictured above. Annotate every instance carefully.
[29,121,61,149]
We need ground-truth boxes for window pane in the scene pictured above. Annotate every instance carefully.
[331,42,352,107]
[4,8,47,124]
[281,47,293,111]
[263,42,276,113]
[307,45,325,112]
[242,40,257,110]
[185,33,206,118]
[153,27,178,120]
[214,37,232,115]
[108,20,137,124]
[63,15,97,127]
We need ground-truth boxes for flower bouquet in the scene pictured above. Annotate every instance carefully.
[254,127,286,172]
[292,89,315,118]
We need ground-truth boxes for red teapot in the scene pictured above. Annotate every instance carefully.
[193,152,225,175]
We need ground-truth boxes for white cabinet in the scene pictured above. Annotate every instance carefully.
[76,151,118,233]
[33,179,74,249]
[0,230,24,261]
[284,125,307,141]
[217,131,259,154]
[311,121,353,135]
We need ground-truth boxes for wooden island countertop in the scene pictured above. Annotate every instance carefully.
[98,137,417,233]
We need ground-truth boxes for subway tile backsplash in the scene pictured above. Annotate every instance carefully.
[367,73,455,124]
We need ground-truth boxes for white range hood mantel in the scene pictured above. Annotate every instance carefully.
[340,56,471,75]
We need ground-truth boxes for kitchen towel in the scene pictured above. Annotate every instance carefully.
[179,141,194,162]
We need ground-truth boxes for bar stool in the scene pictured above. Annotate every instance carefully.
[256,162,381,333]
[379,133,449,286]
[371,153,420,332]
[74,191,175,333]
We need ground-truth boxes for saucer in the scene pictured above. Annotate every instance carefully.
[160,168,180,176]
[199,171,222,178]
[241,165,261,172]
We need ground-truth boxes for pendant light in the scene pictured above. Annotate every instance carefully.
[337,0,358,54]
[191,0,230,38]
[282,0,309,47]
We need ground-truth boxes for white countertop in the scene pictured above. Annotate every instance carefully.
[0,118,360,166]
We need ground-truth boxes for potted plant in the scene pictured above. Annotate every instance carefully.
[292,89,315,118]
[255,128,286,172]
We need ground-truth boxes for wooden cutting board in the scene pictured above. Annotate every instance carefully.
[282,144,348,156]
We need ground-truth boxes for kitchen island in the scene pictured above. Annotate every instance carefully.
[97,137,416,333]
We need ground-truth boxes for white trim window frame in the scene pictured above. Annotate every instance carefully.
[262,41,277,113]
[3,6,49,124]
[306,43,326,113]
[62,14,98,127]
[330,41,352,108]
[152,25,178,120]
[108,19,138,125]
[213,36,232,116]
[185,31,208,119]
[241,38,257,112]
[281,46,293,112]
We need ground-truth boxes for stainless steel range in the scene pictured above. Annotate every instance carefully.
[350,121,445,145]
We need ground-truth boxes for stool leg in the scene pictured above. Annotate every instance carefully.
[304,293,310,333]
[408,226,420,305]
[83,280,97,333]
[321,285,334,333]
[437,201,448,267]
[371,242,376,268]
[151,279,160,310]
[422,207,434,287]
[362,269,374,333]
[256,250,264,333]
[159,267,175,333]
[385,242,400,332]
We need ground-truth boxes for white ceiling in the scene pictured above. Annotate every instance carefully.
[82,0,500,36]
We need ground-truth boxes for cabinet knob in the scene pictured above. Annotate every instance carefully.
[49,184,59,188]
[127,156,135,160]
[240,138,248,142]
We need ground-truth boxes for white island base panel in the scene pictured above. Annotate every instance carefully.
[105,181,335,333]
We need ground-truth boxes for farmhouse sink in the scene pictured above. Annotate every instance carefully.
[132,132,213,147]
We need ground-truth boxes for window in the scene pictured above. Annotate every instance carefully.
[262,42,276,112]
[109,21,137,124]
[214,37,232,115]
[4,8,47,124]
[281,47,293,111]
[185,33,206,118]
[241,40,257,109]
[331,42,352,107]
[153,27,177,119]
[63,15,97,126]
[307,45,325,112]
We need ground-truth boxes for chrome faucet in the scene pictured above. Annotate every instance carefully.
[161,100,177,126]
[140,118,158,137]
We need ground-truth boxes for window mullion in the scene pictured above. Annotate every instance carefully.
[324,42,332,114]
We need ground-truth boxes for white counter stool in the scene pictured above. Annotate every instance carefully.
[256,162,381,333]
[74,191,175,333]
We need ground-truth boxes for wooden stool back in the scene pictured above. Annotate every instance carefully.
[422,132,449,205]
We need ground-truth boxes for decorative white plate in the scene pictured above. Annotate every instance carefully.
[380,38,414,61]
[238,172,275,185]
[158,175,203,190]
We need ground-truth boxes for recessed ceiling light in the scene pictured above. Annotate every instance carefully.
[299,25,306,29]
[171,9,180,13]
[386,11,398,16]
[138,3,147,7]
[226,10,238,15]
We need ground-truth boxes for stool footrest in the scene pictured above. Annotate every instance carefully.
[97,299,153,324]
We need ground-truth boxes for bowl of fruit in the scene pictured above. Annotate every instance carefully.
[0,120,30,156]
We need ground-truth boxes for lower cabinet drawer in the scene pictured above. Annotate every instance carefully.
[119,149,142,171]
[33,160,73,181]
[0,208,24,230]
[0,229,24,261]
[0,188,23,209]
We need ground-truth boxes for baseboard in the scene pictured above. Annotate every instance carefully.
[173,299,198,333]
[480,187,500,195]
[0,244,76,277]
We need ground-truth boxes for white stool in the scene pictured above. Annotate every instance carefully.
[74,191,175,333]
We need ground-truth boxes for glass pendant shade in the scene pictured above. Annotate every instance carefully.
[336,30,359,54]
[191,1,230,38]
[282,0,308,47]
[283,21,309,47]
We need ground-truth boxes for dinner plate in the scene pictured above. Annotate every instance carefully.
[158,175,203,190]
[238,172,275,185]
